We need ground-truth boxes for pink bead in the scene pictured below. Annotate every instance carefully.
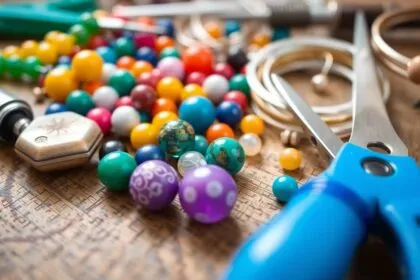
[87,107,112,134]
[186,71,206,86]
[133,33,156,49]
[115,96,134,108]
[130,84,157,110]
[213,63,234,79]
[156,57,185,80]
[137,71,160,88]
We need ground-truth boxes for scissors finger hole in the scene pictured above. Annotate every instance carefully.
[366,142,391,154]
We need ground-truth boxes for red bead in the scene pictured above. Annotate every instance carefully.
[89,35,108,49]
[223,90,248,112]
[115,96,134,108]
[137,72,159,88]
[87,107,112,134]
[186,71,207,86]
[70,45,81,58]
[240,65,247,74]
[182,45,214,75]
[213,63,234,79]
[133,33,156,49]
[130,84,157,110]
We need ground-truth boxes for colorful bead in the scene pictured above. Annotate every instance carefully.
[158,120,195,158]
[272,175,298,203]
[272,27,290,41]
[44,67,77,102]
[86,107,112,134]
[240,114,265,135]
[180,84,206,101]
[71,50,103,82]
[55,33,75,55]
[6,55,23,80]
[65,90,95,116]
[157,19,175,37]
[57,55,71,66]
[223,90,248,112]
[227,46,248,71]
[91,86,119,111]
[239,133,262,156]
[130,123,159,149]
[177,151,207,177]
[137,71,159,88]
[45,102,68,115]
[108,69,136,96]
[136,47,158,66]
[205,137,245,175]
[156,57,185,80]
[20,40,39,58]
[186,71,206,86]
[111,105,141,136]
[134,145,165,165]
[115,96,134,108]
[151,98,177,117]
[179,96,215,134]
[179,165,237,224]
[68,24,90,46]
[98,151,137,192]
[133,33,155,49]
[131,60,153,78]
[229,74,250,98]
[116,56,136,70]
[206,123,234,143]
[152,111,178,131]
[279,148,302,171]
[139,111,151,123]
[130,84,156,110]
[156,76,183,101]
[216,101,242,127]
[80,12,100,34]
[101,63,117,83]
[203,74,229,103]
[3,45,20,58]
[224,20,241,36]
[160,47,180,59]
[213,62,234,80]
[129,160,179,210]
[113,37,135,57]
[0,54,5,75]
[82,80,102,95]
[99,140,127,159]
[182,45,213,75]
[251,33,270,47]
[36,41,57,65]
[193,135,209,155]
[96,46,117,64]
[44,31,60,44]
[88,35,108,50]
[204,21,223,39]
[155,36,175,53]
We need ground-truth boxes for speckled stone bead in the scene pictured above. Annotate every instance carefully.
[159,120,195,159]
[205,137,245,175]
[177,151,207,177]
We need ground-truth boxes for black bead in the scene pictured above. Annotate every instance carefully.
[98,140,127,159]
[227,46,249,71]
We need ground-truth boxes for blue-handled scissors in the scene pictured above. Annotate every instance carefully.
[225,12,420,280]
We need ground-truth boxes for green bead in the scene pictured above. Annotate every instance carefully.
[23,56,41,79]
[80,12,100,34]
[272,175,298,203]
[114,37,135,57]
[0,54,6,75]
[98,151,137,192]
[6,55,23,80]
[69,24,90,46]
[229,74,250,99]
[65,90,94,115]
[205,137,245,175]
[159,120,195,159]
[160,47,180,59]
[108,69,136,96]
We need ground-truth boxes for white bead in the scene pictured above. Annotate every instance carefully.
[177,151,207,176]
[239,133,262,156]
[111,106,140,136]
[92,86,119,110]
[102,63,117,83]
[311,74,329,93]
[202,74,229,103]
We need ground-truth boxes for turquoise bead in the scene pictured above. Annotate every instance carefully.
[224,20,241,36]
[139,110,151,123]
[80,12,100,34]
[65,90,95,116]
[160,47,180,59]
[272,27,290,41]
[108,69,136,96]
[159,120,195,159]
[193,135,208,155]
[98,151,137,192]
[114,37,135,57]
[229,74,250,99]
[272,175,298,203]
[23,56,41,79]
[205,137,245,175]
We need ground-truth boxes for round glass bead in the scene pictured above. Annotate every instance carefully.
[180,83,206,101]
[251,33,270,47]
[272,175,298,203]
[111,105,141,136]
[133,33,155,49]
[130,123,159,149]
[193,135,208,155]
[99,140,127,159]
[155,36,175,53]
[88,35,108,49]
[108,69,136,96]
[151,98,177,117]
[229,74,250,98]
[115,96,134,108]
[157,19,175,37]
[44,67,77,102]
[186,71,206,86]
[129,160,179,210]
[224,20,241,36]
[45,102,68,115]
[80,12,100,34]
[82,81,103,95]
[160,47,180,59]
[91,86,118,110]
[205,137,245,175]
[68,24,90,46]
[213,62,234,80]
[152,111,178,131]
[239,133,262,156]
[96,46,117,64]
[65,90,95,116]
[223,90,248,112]
[71,50,103,82]
[131,60,153,78]
[6,55,23,80]
[156,57,185,80]
[227,46,248,72]
[204,21,222,39]
[98,151,137,192]
[139,111,151,123]
[134,144,165,165]
[159,120,195,159]
[101,63,117,83]
[279,148,302,171]
[36,41,57,65]
[182,45,213,75]
[114,37,135,57]
[20,40,39,58]
[179,165,237,224]
[240,114,265,135]
[86,107,112,134]
[3,45,20,58]
[130,84,157,110]
[136,47,158,66]
[156,76,183,102]
[57,55,71,66]
[206,123,234,143]
[54,33,75,55]
[203,74,229,104]
[272,27,290,41]
[116,56,136,70]
[216,101,242,127]
[177,151,207,177]
[179,96,215,134]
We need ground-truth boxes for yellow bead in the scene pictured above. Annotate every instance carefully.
[180,83,206,100]
[156,77,183,102]
[71,50,103,82]
[54,33,75,55]
[205,21,223,39]
[240,114,265,135]
[131,60,153,78]
[152,111,178,131]
[45,31,61,44]
[44,68,78,102]
[130,123,159,149]
[279,148,302,171]
[20,40,39,58]
[93,10,109,18]
[251,33,270,47]
[36,41,58,65]
[3,45,20,58]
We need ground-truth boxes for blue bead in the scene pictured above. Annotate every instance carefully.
[136,47,158,66]
[216,101,242,127]
[122,30,134,39]
[96,46,117,64]
[45,102,68,115]
[272,175,298,203]
[193,135,208,155]
[179,96,216,134]
[139,110,151,123]
[272,27,290,41]
[224,20,241,36]
[157,19,175,37]
[135,144,165,165]
[57,56,71,66]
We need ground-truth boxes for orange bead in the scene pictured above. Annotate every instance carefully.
[20,40,39,58]
[82,80,103,95]
[156,76,183,101]
[54,33,75,55]
[116,56,136,70]
[240,114,265,135]
[205,21,223,39]
[131,60,153,78]
[155,36,175,53]
[206,123,235,143]
[137,17,155,26]
[279,148,302,171]
[152,111,178,131]
[93,10,109,18]
[44,68,78,102]
[71,50,103,82]
[151,98,177,117]
[251,33,270,48]
[36,41,58,65]
[130,123,159,149]
[3,45,20,58]
[180,83,206,101]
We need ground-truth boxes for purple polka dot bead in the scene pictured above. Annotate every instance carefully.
[157,57,185,80]
[179,165,237,224]
[129,160,179,210]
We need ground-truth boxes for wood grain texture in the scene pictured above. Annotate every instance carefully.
[1,0,419,279]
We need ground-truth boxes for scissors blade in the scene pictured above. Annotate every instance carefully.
[271,74,344,159]
[350,12,408,155]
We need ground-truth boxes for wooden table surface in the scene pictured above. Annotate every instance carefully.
[1,0,419,279]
